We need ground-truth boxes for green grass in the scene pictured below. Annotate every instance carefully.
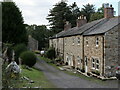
[17,67,56,88]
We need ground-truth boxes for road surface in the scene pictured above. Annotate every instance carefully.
[34,57,119,88]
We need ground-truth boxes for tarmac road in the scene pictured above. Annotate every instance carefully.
[34,57,119,88]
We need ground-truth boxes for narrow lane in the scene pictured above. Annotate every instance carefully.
[34,58,118,88]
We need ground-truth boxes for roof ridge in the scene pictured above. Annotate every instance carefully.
[83,18,109,35]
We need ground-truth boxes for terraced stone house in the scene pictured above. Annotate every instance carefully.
[49,4,120,78]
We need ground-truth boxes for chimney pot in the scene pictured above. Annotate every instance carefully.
[76,15,87,27]
[64,21,71,31]
[104,3,114,18]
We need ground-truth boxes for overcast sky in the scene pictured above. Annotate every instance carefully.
[4,0,120,25]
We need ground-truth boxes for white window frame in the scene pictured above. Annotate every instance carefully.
[92,58,95,69]
[77,37,80,45]
[86,37,88,46]
[91,57,100,70]
[96,59,100,70]
[96,37,99,47]
[77,56,81,64]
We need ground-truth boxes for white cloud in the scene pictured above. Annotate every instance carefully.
[10,0,119,25]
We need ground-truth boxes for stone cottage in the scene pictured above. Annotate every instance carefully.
[49,4,120,78]
[28,35,38,51]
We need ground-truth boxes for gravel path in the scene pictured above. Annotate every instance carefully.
[34,57,119,88]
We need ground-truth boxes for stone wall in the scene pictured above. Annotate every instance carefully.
[64,35,83,69]
[84,35,104,76]
[28,35,38,51]
[104,25,119,77]
[57,38,64,58]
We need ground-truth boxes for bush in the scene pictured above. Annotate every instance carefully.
[91,70,100,76]
[45,47,56,59]
[14,44,27,64]
[20,51,36,67]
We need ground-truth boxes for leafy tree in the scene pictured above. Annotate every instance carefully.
[45,47,56,60]
[26,25,50,50]
[90,5,104,21]
[2,2,28,45]
[70,2,81,27]
[81,3,95,22]
[47,1,72,33]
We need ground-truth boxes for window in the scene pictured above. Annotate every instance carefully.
[96,37,99,46]
[78,37,80,44]
[86,37,88,46]
[92,58,95,69]
[96,59,99,70]
[91,58,100,70]
[77,56,81,64]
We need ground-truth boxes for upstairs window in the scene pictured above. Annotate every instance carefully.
[78,37,80,45]
[86,37,88,46]
[77,56,81,64]
[96,37,99,47]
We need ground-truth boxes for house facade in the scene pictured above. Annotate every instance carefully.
[49,4,119,78]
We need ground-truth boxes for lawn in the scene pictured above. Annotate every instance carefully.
[18,67,56,88]
[2,64,56,88]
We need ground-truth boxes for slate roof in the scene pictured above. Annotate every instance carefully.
[83,17,120,35]
[50,17,120,39]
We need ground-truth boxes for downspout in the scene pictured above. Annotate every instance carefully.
[102,35,105,76]
[83,35,84,70]
[63,37,64,62]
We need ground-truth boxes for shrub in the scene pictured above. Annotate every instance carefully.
[14,44,27,64]
[91,70,100,76]
[20,51,36,67]
[45,47,56,59]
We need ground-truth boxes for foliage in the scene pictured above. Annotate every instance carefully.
[20,51,36,67]
[2,2,28,45]
[3,43,13,63]
[45,47,56,60]
[81,3,95,22]
[47,1,73,33]
[90,5,104,21]
[26,25,50,50]
[14,43,27,64]
[91,70,100,76]
[69,2,81,27]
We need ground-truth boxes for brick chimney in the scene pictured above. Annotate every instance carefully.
[76,15,87,27]
[64,21,71,31]
[104,3,114,18]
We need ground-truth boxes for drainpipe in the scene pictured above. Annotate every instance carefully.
[83,36,84,70]
[63,37,64,63]
[102,36,105,76]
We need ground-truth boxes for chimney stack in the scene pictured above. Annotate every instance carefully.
[104,3,114,18]
[64,21,71,31]
[76,15,87,27]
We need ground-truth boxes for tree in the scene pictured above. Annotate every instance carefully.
[47,1,72,34]
[2,2,28,45]
[70,2,81,27]
[81,3,95,22]
[26,25,50,50]
[90,5,104,21]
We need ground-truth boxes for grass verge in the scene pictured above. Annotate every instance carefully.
[2,64,56,88]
